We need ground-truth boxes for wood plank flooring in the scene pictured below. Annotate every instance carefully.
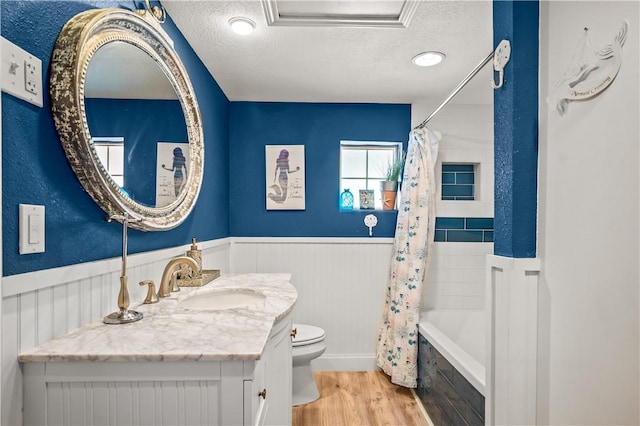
[292,371,431,426]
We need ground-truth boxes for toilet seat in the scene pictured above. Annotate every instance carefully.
[292,323,325,347]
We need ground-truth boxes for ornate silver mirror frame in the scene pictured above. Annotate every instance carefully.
[50,8,204,231]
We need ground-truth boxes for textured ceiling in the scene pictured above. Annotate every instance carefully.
[162,0,493,105]
[86,42,177,99]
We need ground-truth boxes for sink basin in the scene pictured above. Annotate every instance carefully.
[179,289,266,311]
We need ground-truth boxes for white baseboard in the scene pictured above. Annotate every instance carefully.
[412,389,435,426]
[312,354,378,372]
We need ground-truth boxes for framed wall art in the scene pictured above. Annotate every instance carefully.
[265,145,305,210]
[359,189,375,209]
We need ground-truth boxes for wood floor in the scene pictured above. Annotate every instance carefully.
[292,371,431,426]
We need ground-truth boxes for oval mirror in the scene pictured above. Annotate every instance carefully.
[50,8,204,231]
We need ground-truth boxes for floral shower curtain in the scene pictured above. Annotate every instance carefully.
[376,126,440,388]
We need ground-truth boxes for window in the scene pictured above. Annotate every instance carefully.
[340,141,402,209]
[92,137,125,187]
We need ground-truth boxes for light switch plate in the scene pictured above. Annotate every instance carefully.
[1,36,43,107]
[19,204,45,254]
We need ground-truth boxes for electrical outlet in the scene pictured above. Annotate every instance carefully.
[1,36,43,107]
[24,60,40,95]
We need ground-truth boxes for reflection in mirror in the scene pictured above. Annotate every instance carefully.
[85,41,188,208]
[93,136,124,186]
[50,8,204,231]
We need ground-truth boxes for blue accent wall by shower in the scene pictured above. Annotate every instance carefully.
[2,0,230,276]
[229,102,410,237]
[493,0,539,258]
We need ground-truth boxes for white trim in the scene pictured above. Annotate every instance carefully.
[3,237,492,298]
[312,354,377,372]
[3,237,394,298]
[340,140,402,148]
[419,320,485,395]
[485,255,540,426]
[232,236,394,245]
[412,388,435,426]
[0,27,4,422]
[485,254,540,272]
[2,238,231,298]
[261,0,418,29]
[436,148,494,218]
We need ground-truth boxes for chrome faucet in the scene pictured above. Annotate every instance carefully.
[158,256,199,298]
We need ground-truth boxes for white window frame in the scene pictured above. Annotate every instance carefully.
[340,140,402,209]
[92,136,125,187]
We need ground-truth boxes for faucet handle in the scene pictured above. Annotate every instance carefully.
[139,280,159,304]
[170,271,181,293]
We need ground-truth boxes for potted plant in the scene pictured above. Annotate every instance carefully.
[380,153,405,210]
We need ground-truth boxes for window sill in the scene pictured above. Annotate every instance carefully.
[339,208,398,213]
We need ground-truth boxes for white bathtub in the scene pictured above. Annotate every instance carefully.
[418,309,486,395]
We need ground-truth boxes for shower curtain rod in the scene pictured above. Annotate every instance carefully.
[414,40,511,130]
[414,52,494,130]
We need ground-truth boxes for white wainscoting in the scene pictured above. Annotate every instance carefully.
[230,238,492,372]
[485,255,540,426]
[230,237,394,372]
[1,239,231,426]
[23,362,227,426]
[2,236,490,424]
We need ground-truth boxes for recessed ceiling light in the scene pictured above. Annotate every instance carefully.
[412,51,446,67]
[229,17,256,35]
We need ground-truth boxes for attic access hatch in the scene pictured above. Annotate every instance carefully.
[262,0,419,28]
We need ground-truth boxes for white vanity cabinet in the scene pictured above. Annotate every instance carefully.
[245,313,293,426]
[22,313,293,426]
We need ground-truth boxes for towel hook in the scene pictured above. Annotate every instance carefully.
[491,40,511,89]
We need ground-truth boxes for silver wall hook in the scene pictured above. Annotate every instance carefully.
[144,0,166,23]
[491,68,505,89]
[491,40,511,89]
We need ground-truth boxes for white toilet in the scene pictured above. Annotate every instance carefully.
[292,323,326,406]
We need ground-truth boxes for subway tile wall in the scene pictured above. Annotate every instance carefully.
[435,217,494,243]
[442,164,475,200]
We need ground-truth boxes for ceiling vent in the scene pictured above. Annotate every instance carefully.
[261,0,419,28]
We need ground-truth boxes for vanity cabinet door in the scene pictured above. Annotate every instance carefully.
[23,361,227,426]
[242,314,291,426]
[244,357,266,426]
[263,314,293,426]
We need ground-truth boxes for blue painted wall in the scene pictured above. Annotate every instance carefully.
[2,1,230,276]
[229,102,411,237]
[1,1,410,276]
[493,0,539,258]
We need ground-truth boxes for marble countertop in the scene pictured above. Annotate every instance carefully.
[19,273,297,363]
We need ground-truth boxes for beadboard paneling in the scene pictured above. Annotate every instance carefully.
[232,238,392,369]
[485,255,540,426]
[23,362,228,426]
[230,238,491,371]
[3,237,488,424]
[2,239,231,426]
[40,380,223,426]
